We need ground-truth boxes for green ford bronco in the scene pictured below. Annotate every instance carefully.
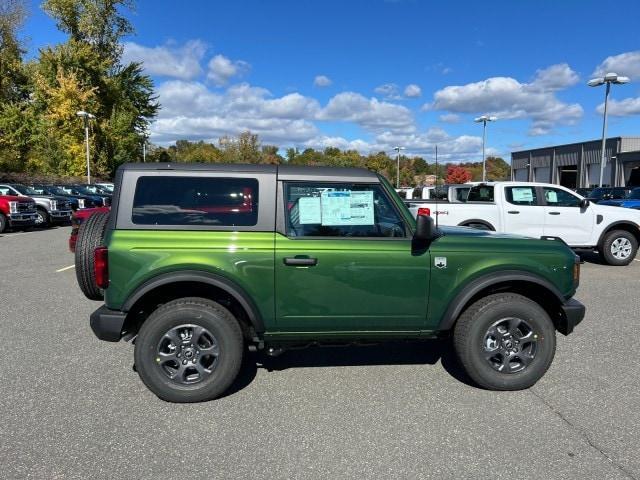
[86,163,585,402]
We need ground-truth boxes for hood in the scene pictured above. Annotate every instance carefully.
[440,225,528,240]
[0,194,33,203]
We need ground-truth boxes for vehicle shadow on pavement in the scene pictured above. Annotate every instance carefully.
[578,251,607,265]
[223,340,477,397]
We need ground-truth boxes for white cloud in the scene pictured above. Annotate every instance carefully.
[207,54,250,86]
[404,84,422,98]
[122,40,206,80]
[425,65,583,136]
[597,97,640,117]
[593,50,640,81]
[530,63,579,91]
[374,83,401,100]
[313,75,332,87]
[439,113,460,123]
[319,92,414,133]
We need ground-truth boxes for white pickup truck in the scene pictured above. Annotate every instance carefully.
[408,181,640,266]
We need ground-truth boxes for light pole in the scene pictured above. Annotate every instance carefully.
[393,146,405,189]
[474,115,497,182]
[142,134,148,162]
[76,110,96,183]
[588,72,630,187]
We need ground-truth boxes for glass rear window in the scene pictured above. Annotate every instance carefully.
[132,176,259,226]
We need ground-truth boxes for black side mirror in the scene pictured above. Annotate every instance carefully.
[414,214,437,241]
[580,198,590,209]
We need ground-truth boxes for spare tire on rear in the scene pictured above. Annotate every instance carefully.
[75,212,109,300]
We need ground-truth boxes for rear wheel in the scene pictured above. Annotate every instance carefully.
[134,297,244,403]
[74,211,109,300]
[453,293,556,390]
[461,222,492,231]
[599,230,637,266]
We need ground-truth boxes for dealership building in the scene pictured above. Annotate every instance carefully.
[511,137,640,189]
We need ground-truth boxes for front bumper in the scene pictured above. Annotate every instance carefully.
[51,210,73,222]
[558,298,585,336]
[90,305,127,342]
[8,213,37,226]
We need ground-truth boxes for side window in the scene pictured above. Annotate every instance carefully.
[412,187,423,199]
[285,183,406,238]
[505,186,538,206]
[132,176,259,226]
[467,185,494,202]
[543,187,580,207]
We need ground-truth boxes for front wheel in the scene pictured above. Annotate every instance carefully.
[35,208,50,227]
[0,213,6,233]
[453,293,556,390]
[134,297,244,403]
[599,230,638,266]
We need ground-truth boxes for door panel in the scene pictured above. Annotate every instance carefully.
[502,186,545,238]
[275,235,429,331]
[542,187,593,245]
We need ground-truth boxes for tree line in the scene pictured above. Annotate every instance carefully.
[146,133,511,185]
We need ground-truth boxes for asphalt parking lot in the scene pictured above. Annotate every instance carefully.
[1,226,639,480]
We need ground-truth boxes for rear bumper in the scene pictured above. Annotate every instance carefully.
[90,305,127,342]
[558,298,585,336]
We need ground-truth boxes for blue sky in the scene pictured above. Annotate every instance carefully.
[23,0,640,162]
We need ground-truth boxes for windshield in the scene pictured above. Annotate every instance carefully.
[589,188,607,199]
[14,184,39,195]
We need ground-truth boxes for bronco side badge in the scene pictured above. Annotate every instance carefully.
[435,257,447,269]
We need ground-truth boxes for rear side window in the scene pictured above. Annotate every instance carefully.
[505,186,538,206]
[132,176,259,226]
[467,185,494,202]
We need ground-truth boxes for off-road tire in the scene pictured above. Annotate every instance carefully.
[134,297,244,403]
[35,207,50,228]
[75,211,109,300]
[0,213,6,233]
[599,229,638,266]
[453,293,556,391]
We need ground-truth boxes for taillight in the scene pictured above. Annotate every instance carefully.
[417,207,431,216]
[94,246,109,289]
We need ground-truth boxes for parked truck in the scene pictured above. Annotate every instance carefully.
[408,181,640,266]
[0,183,72,227]
[0,193,38,233]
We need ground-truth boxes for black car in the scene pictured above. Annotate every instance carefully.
[575,187,594,198]
[68,185,112,206]
[586,187,632,203]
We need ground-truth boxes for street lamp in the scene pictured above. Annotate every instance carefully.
[393,146,405,189]
[474,115,497,182]
[76,110,96,184]
[588,72,630,187]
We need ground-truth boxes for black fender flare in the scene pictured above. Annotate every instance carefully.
[122,270,265,333]
[596,221,640,248]
[438,270,565,331]
[457,219,495,231]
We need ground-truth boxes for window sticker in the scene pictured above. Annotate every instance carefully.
[512,187,534,202]
[321,191,352,225]
[348,191,375,225]
[298,197,322,224]
[546,190,558,203]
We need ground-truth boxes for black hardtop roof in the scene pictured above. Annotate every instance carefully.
[118,162,379,182]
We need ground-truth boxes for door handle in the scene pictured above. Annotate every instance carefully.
[548,211,561,215]
[507,210,520,214]
[283,257,318,266]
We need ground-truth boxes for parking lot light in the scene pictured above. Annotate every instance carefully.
[588,73,630,187]
[76,111,96,184]
[474,115,497,182]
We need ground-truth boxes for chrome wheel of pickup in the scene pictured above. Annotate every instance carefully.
[156,324,220,385]
[611,237,633,260]
[483,317,538,374]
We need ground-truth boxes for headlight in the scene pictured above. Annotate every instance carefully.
[50,200,57,211]
[102,198,107,206]
[78,199,85,209]
[9,201,17,214]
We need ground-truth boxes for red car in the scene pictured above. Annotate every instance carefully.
[69,206,110,252]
